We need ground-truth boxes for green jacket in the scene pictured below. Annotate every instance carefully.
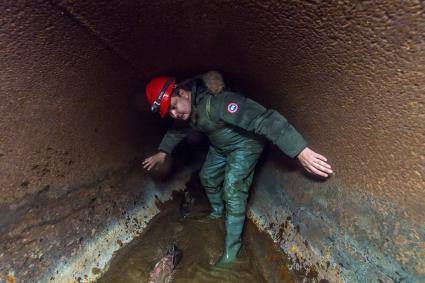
[158,77,307,158]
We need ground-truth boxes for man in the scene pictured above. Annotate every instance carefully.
[143,71,332,265]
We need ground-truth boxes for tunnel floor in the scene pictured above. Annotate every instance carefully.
[96,186,306,283]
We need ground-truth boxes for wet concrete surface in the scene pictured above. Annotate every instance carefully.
[97,191,303,283]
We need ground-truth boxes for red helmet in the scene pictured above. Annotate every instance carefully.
[145,77,176,118]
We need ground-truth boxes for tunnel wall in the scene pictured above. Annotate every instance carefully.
[0,1,187,282]
[55,1,424,282]
[1,1,424,282]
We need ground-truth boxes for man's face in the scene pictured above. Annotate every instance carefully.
[169,89,191,120]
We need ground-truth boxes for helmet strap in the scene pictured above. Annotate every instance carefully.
[151,78,175,113]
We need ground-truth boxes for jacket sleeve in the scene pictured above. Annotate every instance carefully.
[213,92,307,158]
[158,126,190,154]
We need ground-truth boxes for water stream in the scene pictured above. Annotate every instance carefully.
[98,180,304,282]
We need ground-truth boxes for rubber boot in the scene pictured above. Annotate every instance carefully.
[216,215,245,266]
[205,191,225,219]
[193,191,224,222]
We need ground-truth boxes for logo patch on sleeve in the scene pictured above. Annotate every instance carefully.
[227,102,239,114]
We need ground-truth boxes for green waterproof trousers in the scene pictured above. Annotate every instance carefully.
[199,140,263,264]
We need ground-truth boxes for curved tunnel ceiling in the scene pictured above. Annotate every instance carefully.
[0,1,424,282]
[58,0,424,222]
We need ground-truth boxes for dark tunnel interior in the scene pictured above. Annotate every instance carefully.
[0,1,424,282]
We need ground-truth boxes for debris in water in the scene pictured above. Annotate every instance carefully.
[179,190,195,218]
[148,241,183,283]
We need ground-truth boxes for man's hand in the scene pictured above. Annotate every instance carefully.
[297,147,333,178]
[143,152,167,171]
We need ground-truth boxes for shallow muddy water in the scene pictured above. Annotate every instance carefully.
[98,191,302,283]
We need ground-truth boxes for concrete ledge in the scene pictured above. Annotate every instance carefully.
[31,168,192,283]
[248,159,423,283]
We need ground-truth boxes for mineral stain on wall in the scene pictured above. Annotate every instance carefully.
[248,150,424,282]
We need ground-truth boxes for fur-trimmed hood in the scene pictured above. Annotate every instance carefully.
[200,71,225,95]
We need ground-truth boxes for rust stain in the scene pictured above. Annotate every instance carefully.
[6,274,17,283]
[92,267,102,275]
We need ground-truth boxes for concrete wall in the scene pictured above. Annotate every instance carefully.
[0,1,179,282]
[1,1,424,282]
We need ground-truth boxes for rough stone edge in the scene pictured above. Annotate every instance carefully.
[247,207,343,283]
[42,168,193,283]
[247,161,423,283]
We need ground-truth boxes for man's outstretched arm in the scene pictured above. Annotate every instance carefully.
[143,126,189,171]
[296,147,332,177]
[213,92,333,177]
